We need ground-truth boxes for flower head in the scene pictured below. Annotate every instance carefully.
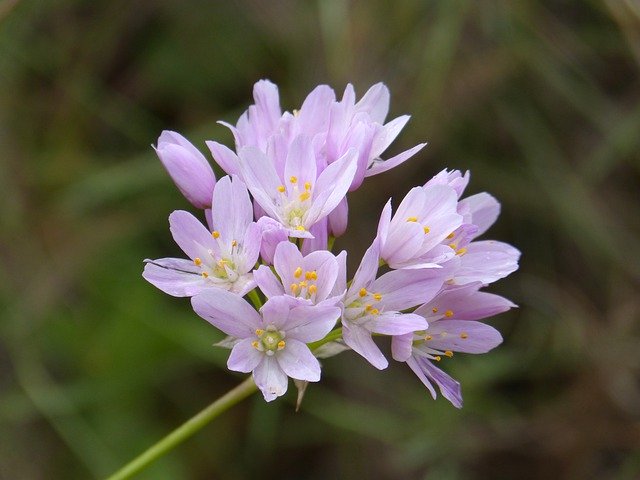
[143,176,261,296]
[192,290,340,401]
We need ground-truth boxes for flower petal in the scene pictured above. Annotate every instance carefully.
[253,265,285,298]
[282,304,341,343]
[211,176,253,245]
[372,268,448,311]
[365,142,426,177]
[391,333,413,361]
[366,312,427,335]
[458,192,500,238]
[253,356,288,402]
[206,140,240,176]
[142,258,207,297]
[227,338,264,373]
[355,82,390,124]
[342,321,388,370]
[276,338,321,382]
[191,289,261,338]
[424,320,502,354]
[169,210,218,260]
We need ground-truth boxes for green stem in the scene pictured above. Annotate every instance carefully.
[247,289,263,309]
[308,327,343,350]
[105,377,257,480]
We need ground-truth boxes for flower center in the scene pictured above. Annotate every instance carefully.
[252,325,286,356]
[276,178,313,230]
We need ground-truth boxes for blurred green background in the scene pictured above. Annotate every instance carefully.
[1,1,639,479]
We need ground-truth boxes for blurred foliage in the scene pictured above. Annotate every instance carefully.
[1,0,639,479]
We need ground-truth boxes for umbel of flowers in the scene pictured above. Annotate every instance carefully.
[144,80,520,406]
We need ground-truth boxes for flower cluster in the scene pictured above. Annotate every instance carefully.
[144,80,520,405]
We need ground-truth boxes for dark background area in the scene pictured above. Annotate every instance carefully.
[1,1,639,479]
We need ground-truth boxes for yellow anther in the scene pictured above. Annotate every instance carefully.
[432,307,438,313]
[434,355,442,362]
[359,288,367,297]
[425,335,433,341]
[277,340,286,350]
[231,240,237,247]
[212,231,220,238]
[365,304,373,312]
[448,243,458,250]
[445,310,454,318]
[194,257,202,266]
[444,350,454,358]
[255,329,264,336]
[447,232,456,239]
[293,267,303,278]
[298,191,311,202]
[295,225,306,231]
[406,216,418,222]
[455,247,467,256]
[460,332,468,339]
[290,283,299,294]
[201,272,209,278]
[305,270,317,280]
[373,293,382,301]
[292,109,299,116]
[290,176,298,184]
[304,181,311,190]
[251,341,260,349]
[423,226,431,234]
[277,185,286,193]
[298,281,308,288]
[308,284,317,295]
[370,308,380,315]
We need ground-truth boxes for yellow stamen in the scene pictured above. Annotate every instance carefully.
[434,355,441,362]
[460,332,468,339]
[445,310,454,318]
[299,191,311,202]
[194,257,202,266]
[290,283,299,294]
[406,216,418,222]
[432,307,438,313]
[444,350,454,358]
[425,335,433,341]
[290,176,298,184]
[304,181,311,190]
[447,232,455,239]
[448,243,458,250]
[370,308,380,315]
[231,240,237,247]
[212,231,220,238]
[277,340,286,350]
[201,272,209,278]
[308,284,317,295]
[293,267,303,278]
[365,304,373,312]
[423,226,431,234]
[293,109,299,116]
[373,293,382,301]
[251,341,260,349]
[305,270,317,280]
[295,225,306,231]
[255,329,264,336]
[455,247,467,256]
[359,288,367,297]
[277,185,286,193]
[298,281,308,288]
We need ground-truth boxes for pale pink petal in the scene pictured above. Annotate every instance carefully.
[366,312,427,335]
[206,141,240,176]
[354,82,389,124]
[276,339,321,382]
[370,115,410,158]
[342,321,388,370]
[211,176,253,244]
[253,265,285,298]
[169,210,218,260]
[424,320,502,354]
[328,197,349,237]
[459,192,500,237]
[365,143,427,177]
[227,338,264,373]
[142,258,207,297]
[191,289,261,338]
[391,333,413,362]
[282,304,340,343]
[253,356,288,402]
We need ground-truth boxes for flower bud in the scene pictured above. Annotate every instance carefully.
[154,130,216,209]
